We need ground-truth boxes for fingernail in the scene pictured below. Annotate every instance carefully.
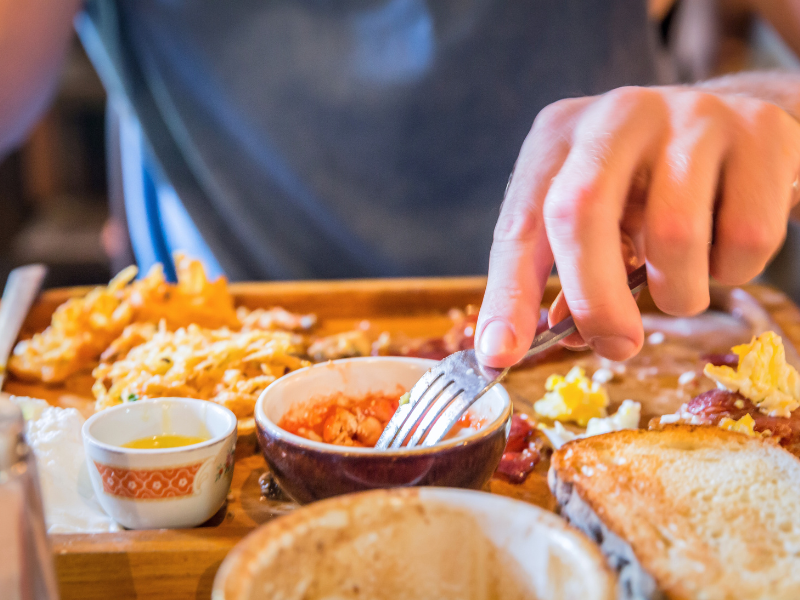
[478,320,517,359]
[588,335,638,360]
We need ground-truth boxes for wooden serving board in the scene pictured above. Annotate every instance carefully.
[6,277,800,600]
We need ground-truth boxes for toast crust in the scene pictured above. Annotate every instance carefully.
[551,425,800,600]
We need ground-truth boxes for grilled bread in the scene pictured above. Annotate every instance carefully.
[549,426,800,600]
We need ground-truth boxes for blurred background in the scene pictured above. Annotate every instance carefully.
[0,1,798,289]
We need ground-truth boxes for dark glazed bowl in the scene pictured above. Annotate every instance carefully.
[254,357,512,504]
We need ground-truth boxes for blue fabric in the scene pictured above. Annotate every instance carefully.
[118,101,222,281]
[82,0,660,280]
[141,153,176,281]
[152,169,224,281]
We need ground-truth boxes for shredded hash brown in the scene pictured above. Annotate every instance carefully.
[10,265,139,383]
[92,324,310,418]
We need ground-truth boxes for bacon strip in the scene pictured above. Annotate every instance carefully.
[700,353,739,368]
[683,389,800,451]
[494,415,545,484]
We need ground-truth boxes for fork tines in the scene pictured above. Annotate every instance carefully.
[375,351,502,450]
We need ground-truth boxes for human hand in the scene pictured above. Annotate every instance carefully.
[476,86,800,367]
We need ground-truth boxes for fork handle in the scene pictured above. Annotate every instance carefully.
[522,264,648,361]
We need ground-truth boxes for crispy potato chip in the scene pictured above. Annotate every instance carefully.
[130,255,238,329]
[9,267,138,382]
[9,254,239,383]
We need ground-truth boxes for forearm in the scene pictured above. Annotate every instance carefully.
[696,71,800,121]
[0,0,83,156]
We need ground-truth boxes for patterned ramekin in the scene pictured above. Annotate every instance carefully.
[82,398,237,529]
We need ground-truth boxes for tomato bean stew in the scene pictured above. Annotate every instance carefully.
[278,390,483,448]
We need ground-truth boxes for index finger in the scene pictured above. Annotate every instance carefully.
[475,100,582,368]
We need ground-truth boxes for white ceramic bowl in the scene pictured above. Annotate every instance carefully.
[82,398,237,529]
[212,487,617,600]
[255,357,512,503]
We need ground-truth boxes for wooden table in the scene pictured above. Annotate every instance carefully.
[6,277,800,600]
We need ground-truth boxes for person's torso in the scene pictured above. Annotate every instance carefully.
[91,0,659,279]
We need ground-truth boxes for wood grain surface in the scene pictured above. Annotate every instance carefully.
[6,276,800,600]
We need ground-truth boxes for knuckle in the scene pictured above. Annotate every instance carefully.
[566,294,613,318]
[493,201,540,244]
[728,97,793,136]
[604,86,652,109]
[599,86,667,120]
[478,285,533,329]
[484,285,525,310]
[722,221,781,259]
[542,183,598,235]
[649,212,703,249]
[534,102,565,128]
[671,91,730,132]
[532,99,580,132]
[587,87,668,138]
[710,220,785,285]
[748,100,787,131]
[564,295,616,328]
[683,91,723,117]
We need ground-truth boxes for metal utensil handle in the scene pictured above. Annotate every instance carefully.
[0,265,47,389]
[522,264,648,361]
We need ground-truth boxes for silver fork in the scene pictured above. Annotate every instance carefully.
[375,265,649,449]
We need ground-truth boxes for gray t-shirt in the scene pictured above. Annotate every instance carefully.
[83,0,659,280]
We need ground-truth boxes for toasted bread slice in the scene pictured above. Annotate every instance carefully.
[549,425,800,600]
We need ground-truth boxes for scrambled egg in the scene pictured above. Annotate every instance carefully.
[539,421,579,448]
[718,414,758,437]
[539,400,642,449]
[704,331,800,418]
[534,366,609,426]
[585,399,641,436]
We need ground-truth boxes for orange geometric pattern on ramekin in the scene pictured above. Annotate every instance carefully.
[94,461,204,500]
